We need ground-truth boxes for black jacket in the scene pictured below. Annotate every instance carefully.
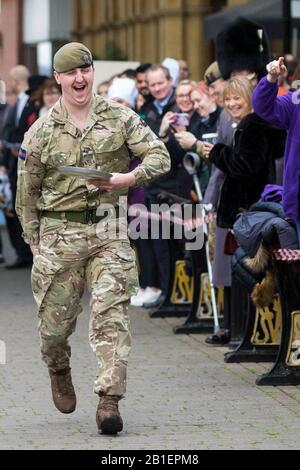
[2,97,38,199]
[141,90,178,135]
[176,107,222,199]
[0,104,11,164]
[141,90,181,195]
[209,112,286,228]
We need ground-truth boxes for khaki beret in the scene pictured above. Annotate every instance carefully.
[204,61,222,86]
[53,42,93,73]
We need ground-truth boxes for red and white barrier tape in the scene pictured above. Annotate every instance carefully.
[129,208,217,230]
[272,248,300,261]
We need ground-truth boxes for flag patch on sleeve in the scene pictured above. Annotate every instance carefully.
[18,147,27,161]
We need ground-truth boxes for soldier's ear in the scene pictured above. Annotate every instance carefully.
[53,70,61,85]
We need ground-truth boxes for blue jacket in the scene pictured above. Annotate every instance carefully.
[233,201,298,257]
[232,202,298,292]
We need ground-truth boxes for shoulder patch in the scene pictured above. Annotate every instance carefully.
[18,147,27,162]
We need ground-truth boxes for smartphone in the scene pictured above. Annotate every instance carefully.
[172,113,190,127]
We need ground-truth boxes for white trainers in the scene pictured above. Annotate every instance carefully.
[130,287,163,307]
[141,287,162,306]
[130,288,147,307]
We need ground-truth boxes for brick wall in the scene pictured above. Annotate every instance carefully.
[0,0,22,85]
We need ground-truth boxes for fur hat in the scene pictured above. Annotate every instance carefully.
[215,17,270,80]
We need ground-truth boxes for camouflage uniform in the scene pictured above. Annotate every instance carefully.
[16,96,170,397]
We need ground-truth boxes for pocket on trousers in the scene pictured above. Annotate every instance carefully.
[31,254,62,313]
[104,241,138,296]
[39,217,67,250]
[117,242,139,296]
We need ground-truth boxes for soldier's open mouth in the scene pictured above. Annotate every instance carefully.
[73,85,86,91]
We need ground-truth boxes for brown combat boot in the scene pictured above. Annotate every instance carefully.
[96,395,123,435]
[48,367,76,414]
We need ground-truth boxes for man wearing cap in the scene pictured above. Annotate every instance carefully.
[16,42,170,435]
[201,62,237,345]
[204,61,225,109]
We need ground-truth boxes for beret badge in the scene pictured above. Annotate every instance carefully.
[82,53,92,65]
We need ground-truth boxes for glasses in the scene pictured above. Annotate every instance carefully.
[176,94,191,99]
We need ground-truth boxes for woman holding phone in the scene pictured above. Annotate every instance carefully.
[158,80,197,140]
[158,80,220,198]
[173,81,221,153]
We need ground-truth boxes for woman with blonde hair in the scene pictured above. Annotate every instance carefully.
[203,75,285,344]
[203,76,282,229]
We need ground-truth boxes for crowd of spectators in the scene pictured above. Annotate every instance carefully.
[0,35,298,345]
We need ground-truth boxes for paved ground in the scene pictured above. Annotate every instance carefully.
[1,226,300,450]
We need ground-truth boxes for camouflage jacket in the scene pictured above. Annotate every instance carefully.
[16,96,170,245]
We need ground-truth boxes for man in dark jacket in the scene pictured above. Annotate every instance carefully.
[135,63,153,107]
[141,65,178,132]
[2,65,38,269]
[0,101,12,263]
[138,65,179,304]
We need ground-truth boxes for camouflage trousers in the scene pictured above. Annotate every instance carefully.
[31,215,138,397]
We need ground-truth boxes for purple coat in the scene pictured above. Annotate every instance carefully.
[253,77,298,222]
[128,156,144,206]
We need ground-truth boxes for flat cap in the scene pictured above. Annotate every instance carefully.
[53,42,93,73]
[204,61,222,86]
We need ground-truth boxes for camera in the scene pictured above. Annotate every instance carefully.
[202,133,218,145]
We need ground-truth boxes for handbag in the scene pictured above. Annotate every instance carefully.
[224,229,238,255]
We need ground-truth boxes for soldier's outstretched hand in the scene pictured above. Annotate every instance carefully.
[88,172,136,191]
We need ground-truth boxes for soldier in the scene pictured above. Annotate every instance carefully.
[16,42,170,435]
